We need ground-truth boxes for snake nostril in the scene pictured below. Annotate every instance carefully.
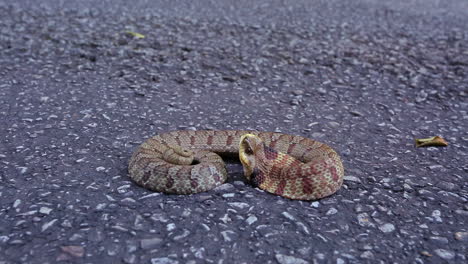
[191,159,200,165]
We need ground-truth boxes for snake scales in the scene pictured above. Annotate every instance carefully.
[128,130,344,200]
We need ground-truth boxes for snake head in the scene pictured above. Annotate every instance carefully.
[239,134,264,181]
[240,133,300,193]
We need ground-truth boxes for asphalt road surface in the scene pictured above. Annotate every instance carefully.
[0,0,467,263]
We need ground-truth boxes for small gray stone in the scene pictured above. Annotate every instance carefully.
[39,207,52,215]
[429,236,448,244]
[121,197,136,204]
[105,195,116,202]
[221,230,236,242]
[139,193,161,200]
[314,253,326,260]
[13,199,22,208]
[297,247,311,256]
[134,215,144,229]
[181,208,191,218]
[360,251,374,259]
[275,254,308,264]
[299,57,309,64]
[245,215,258,225]
[190,246,205,259]
[9,240,25,245]
[166,223,176,231]
[60,245,84,257]
[15,220,26,227]
[213,183,234,192]
[292,89,304,95]
[344,176,361,183]
[415,90,428,102]
[357,213,374,227]
[111,225,129,232]
[434,249,455,260]
[349,110,364,116]
[117,185,131,193]
[126,241,138,253]
[311,132,325,138]
[232,181,245,186]
[69,233,83,241]
[281,212,296,221]
[417,189,434,199]
[379,223,395,233]
[326,208,338,215]
[95,203,107,211]
[328,121,340,128]
[228,202,249,210]
[219,214,231,224]
[173,230,190,240]
[42,219,58,232]
[140,237,163,249]
[0,236,9,243]
[61,220,73,228]
[403,183,413,191]
[290,99,300,105]
[107,243,120,256]
[296,222,310,235]
[317,87,327,94]
[436,181,457,191]
[432,210,442,222]
[428,165,443,170]
[18,167,28,174]
[151,257,179,264]
[454,232,468,241]
[123,254,137,264]
[455,210,468,216]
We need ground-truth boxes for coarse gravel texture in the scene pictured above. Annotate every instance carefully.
[1,0,467,263]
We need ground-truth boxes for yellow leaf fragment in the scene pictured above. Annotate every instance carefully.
[126,31,145,39]
[415,136,448,148]
[420,250,432,257]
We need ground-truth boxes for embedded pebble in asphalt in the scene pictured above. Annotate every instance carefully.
[0,0,467,263]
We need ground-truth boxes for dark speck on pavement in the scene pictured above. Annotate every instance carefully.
[0,0,467,263]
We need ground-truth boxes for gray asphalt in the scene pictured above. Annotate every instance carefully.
[0,0,467,263]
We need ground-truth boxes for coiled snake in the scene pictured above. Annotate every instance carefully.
[128,130,344,200]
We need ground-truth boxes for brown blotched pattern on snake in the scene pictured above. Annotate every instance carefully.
[128,130,344,200]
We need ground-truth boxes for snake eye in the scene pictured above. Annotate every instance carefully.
[245,146,253,155]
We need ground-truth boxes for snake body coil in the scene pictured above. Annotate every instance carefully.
[128,130,344,200]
